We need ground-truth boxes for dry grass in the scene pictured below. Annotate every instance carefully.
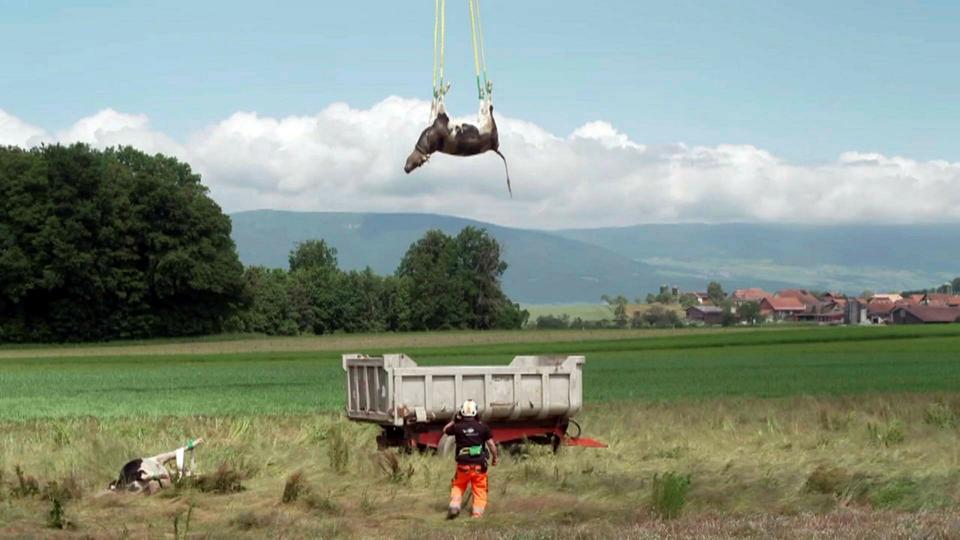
[1,394,959,537]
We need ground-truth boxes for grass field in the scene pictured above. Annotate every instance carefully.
[521,303,613,322]
[2,325,960,538]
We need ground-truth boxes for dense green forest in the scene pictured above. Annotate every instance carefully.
[0,144,524,342]
[233,229,527,336]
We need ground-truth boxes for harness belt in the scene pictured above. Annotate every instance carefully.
[458,445,484,457]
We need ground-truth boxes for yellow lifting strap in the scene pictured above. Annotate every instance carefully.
[468,0,490,100]
[433,1,490,102]
[433,0,447,101]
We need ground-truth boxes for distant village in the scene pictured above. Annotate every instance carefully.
[682,286,960,326]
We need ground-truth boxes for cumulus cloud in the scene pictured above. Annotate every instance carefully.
[0,110,49,147]
[3,99,959,228]
[56,108,184,157]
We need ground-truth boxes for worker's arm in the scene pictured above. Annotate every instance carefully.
[443,413,462,435]
[485,439,499,466]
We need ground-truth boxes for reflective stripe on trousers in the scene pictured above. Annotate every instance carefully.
[449,464,488,517]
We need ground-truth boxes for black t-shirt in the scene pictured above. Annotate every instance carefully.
[444,418,493,465]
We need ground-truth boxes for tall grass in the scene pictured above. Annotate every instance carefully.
[0,396,958,537]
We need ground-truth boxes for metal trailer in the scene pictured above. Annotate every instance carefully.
[342,353,604,451]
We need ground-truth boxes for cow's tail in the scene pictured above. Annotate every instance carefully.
[493,149,512,198]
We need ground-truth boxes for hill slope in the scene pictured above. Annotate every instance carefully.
[230,210,665,303]
[231,211,959,302]
[555,223,959,293]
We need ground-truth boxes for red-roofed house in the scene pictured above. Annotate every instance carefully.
[732,288,771,303]
[759,296,806,321]
[870,293,903,304]
[796,299,847,325]
[866,301,897,324]
[921,294,960,307]
[892,305,960,324]
[776,289,819,307]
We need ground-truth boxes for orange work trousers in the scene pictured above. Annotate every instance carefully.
[449,464,488,517]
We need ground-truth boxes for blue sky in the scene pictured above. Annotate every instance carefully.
[3,0,958,164]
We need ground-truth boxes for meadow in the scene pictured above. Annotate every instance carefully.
[1,325,960,538]
[521,303,613,322]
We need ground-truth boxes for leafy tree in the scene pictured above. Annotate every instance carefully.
[495,302,529,330]
[535,314,570,330]
[720,306,738,327]
[233,266,297,335]
[397,227,520,331]
[287,264,341,335]
[601,294,629,328]
[952,278,960,294]
[655,291,675,304]
[450,227,511,330]
[289,240,338,273]
[642,305,682,328]
[398,230,466,330]
[336,268,387,333]
[737,301,761,325]
[679,293,699,309]
[0,144,244,342]
[707,281,726,306]
[379,276,412,332]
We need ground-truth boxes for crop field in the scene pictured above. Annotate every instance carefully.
[2,325,960,538]
[521,303,613,322]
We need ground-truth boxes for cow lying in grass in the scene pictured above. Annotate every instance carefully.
[109,438,204,494]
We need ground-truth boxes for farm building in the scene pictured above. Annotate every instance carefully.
[776,289,819,308]
[867,301,897,324]
[920,293,960,307]
[686,305,725,325]
[759,297,806,321]
[732,288,771,303]
[796,305,846,325]
[845,298,868,325]
[891,305,960,325]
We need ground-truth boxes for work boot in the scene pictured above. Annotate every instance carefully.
[446,506,460,520]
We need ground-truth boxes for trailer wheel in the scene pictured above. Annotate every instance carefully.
[438,434,456,457]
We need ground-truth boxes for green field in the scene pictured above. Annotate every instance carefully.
[2,326,960,538]
[2,325,960,421]
[521,303,613,322]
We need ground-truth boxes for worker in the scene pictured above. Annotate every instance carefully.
[443,399,498,519]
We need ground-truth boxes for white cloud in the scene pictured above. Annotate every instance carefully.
[3,99,960,229]
[0,110,48,147]
[56,109,184,157]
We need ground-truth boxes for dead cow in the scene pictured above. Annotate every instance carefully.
[404,98,512,197]
[109,438,204,494]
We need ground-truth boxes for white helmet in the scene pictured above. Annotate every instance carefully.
[460,399,478,418]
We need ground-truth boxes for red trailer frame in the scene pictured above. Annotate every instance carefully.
[377,418,606,452]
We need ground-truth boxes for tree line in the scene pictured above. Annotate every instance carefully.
[234,230,527,336]
[0,144,525,342]
[531,280,767,330]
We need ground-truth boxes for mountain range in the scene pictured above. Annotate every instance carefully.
[230,210,959,303]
